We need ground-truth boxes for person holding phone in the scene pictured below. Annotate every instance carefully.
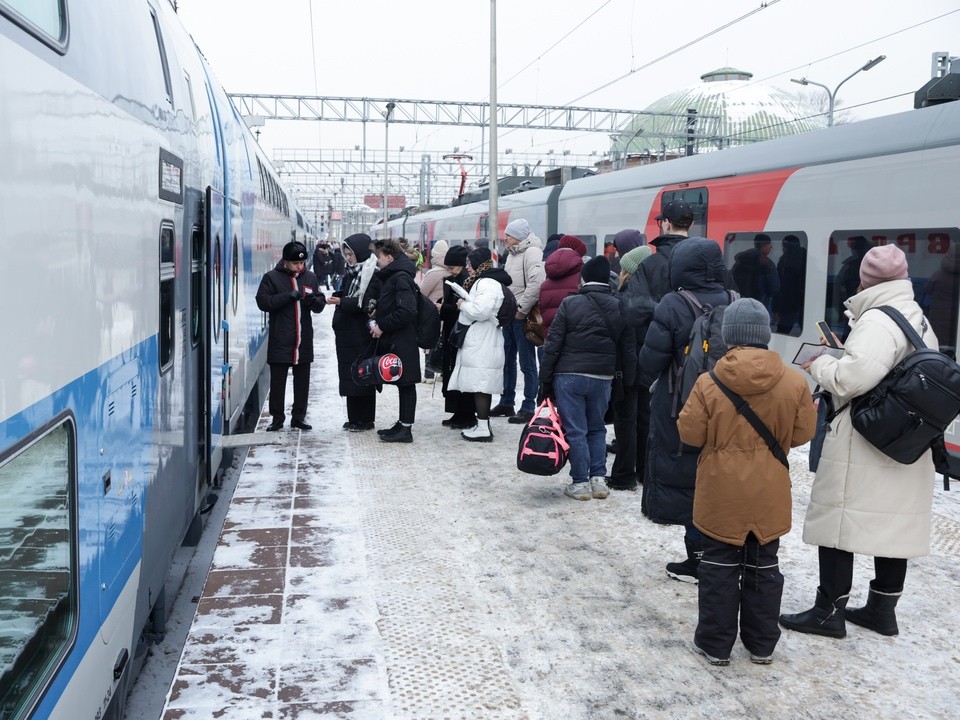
[782,244,938,638]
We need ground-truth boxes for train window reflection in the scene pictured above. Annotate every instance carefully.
[723,232,808,337]
[824,228,960,350]
[0,421,77,719]
[1,0,65,45]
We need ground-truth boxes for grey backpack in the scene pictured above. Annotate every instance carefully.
[670,289,739,418]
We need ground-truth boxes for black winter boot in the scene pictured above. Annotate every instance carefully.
[779,587,849,638]
[845,582,901,636]
[379,424,413,443]
[666,538,702,584]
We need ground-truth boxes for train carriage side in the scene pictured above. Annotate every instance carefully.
[557,100,960,465]
[0,1,305,719]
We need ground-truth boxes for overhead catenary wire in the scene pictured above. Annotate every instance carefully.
[724,8,960,94]
[475,5,952,158]
[496,0,615,92]
[565,0,784,105]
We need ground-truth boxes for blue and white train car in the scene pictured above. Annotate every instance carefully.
[0,1,305,718]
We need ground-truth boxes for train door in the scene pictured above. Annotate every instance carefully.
[206,187,225,474]
[190,211,209,492]
[223,197,242,430]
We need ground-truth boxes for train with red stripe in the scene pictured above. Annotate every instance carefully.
[373,97,960,468]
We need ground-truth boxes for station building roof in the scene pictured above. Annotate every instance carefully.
[612,67,826,157]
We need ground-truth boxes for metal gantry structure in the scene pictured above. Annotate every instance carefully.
[233,94,724,237]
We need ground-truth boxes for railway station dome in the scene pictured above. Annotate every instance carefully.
[610,67,826,160]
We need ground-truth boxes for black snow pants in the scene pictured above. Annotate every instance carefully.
[695,533,783,659]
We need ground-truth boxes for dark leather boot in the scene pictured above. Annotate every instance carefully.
[666,538,702,584]
[379,424,413,443]
[779,587,849,638]
[845,582,901,636]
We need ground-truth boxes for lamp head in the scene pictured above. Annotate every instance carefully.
[862,55,886,72]
[791,77,809,86]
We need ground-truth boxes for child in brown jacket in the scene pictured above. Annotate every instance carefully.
[678,298,816,665]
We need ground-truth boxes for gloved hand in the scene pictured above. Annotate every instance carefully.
[537,381,554,404]
[288,290,302,303]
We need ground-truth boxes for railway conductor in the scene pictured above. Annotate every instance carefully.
[256,240,326,431]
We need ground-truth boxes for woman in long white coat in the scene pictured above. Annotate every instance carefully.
[448,247,512,442]
[780,244,938,638]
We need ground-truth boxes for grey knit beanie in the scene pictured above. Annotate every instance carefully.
[721,298,771,347]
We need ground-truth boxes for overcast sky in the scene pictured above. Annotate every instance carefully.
[173,0,960,200]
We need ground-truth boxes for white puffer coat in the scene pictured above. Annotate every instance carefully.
[448,277,505,394]
[804,279,938,558]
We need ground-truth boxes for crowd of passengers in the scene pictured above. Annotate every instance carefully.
[257,199,939,667]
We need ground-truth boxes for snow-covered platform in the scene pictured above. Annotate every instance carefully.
[161,311,960,719]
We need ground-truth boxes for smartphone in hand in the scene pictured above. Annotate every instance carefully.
[816,321,842,349]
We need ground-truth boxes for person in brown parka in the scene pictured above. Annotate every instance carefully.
[678,298,816,666]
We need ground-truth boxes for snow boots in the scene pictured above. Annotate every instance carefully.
[461,419,493,442]
[845,582,902,636]
[666,538,702,584]
[779,587,849,638]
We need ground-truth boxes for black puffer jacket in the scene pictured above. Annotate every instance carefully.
[255,261,325,364]
[617,234,687,380]
[331,260,382,397]
[638,238,733,525]
[373,254,421,385]
[540,284,637,385]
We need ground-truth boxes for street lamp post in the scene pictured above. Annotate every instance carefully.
[383,102,396,233]
[791,55,886,127]
[488,0,498,247]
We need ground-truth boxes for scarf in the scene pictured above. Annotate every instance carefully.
[463,260,493,292]
[344,255,377,301]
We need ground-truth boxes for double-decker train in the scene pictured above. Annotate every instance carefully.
[373,91,960,467]
[0,1,312,718]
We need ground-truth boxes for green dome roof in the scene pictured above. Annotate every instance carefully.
[612,68,824,157]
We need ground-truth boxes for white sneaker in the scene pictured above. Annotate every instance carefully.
[461,420,493,442]
[590,476,610,499]
[564,482,593,501]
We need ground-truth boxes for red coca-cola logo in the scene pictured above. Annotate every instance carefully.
[378,354,403,382]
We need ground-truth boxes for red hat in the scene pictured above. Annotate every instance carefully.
[558,234,587,257]
[860,244,909,289]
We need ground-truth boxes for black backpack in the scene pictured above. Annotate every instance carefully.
[415,289,441,349]
[497,286,518,327]
[844,306,960,489]
[670,289,739,418]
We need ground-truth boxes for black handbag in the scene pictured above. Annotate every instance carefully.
[425,335,444,375]
[447,322,469,349]
[808,387,835,473]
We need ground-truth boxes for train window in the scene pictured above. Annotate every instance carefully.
[159,223,175,372]
[231,236,239,315]
[661,187,708,238]
[184,72,197,122]
[0,0,66,49]
[151,12,174,106]
[824,228,960,349]
[0,420,77,719]
[159,223,174,265]
[149,9,173,107]
[723,232,808,337]
[190,226,203,347]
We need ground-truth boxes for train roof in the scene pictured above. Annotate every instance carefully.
[561,101,960,199]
